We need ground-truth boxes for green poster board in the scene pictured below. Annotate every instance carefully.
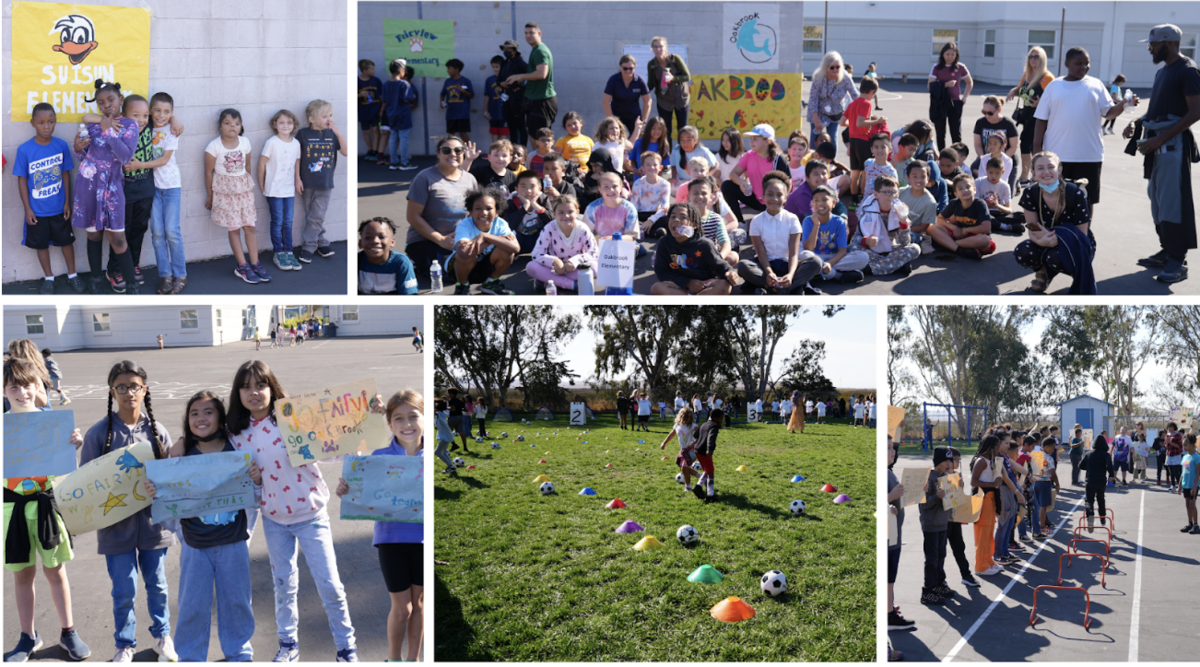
[383,19,455,78]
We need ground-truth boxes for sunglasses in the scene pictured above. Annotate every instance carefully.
[621,66,635,71]
[829,65,841,70]
[439,146,464,155]
[983,110,996,116]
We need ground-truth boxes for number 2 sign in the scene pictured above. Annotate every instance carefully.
[570,402,586,425]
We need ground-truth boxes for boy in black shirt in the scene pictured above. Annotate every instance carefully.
[651,203,738,295]
[931,173,995,260]
[694,408,724,503]
[467,139,519,198]
[1082,436,1116,532]
[503,170,553,254]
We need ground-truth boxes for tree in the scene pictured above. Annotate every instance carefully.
[1042,306,1160,417]
[1153,305,1200,401]
[584,306,695,389]
[778,339,836,395]
[887,306,915,404]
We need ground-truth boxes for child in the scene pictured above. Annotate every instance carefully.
[816,399,826,424]
[434,399,456,474]
[358,59,384,161]
[918,447,955,605]
[891,133,920,187]
[637,392,653,432]
[296,99,347,263]
[467,140,518,197]
[528,195,599,294]
[846,78,888,199]
[40,348,71,405]
[448,188,519,295]
[1032,437,1060,538]
[358,217,418,295]
[651,202,739,296]
[738,172,823,294]
[143,391,257,662]
[336,392,426,662]
[72,80,139,295]
[1082,435,1116,533]
[412,327,424,353]
[1103,74,1127,134]
[886,437,916,630]
[938,148,965,181]
[527,127,555,176]
[930,173,994,260]
[951,142,971,172]
[801,185,868,284]
[716,127,744,183]
[686,177,740,264]
[694,408,724,503]
[866,62,885,110]
[1166,424,1185,492]
[381,59,417,171]
[554,111,593,174]
[593,116,638,174]
[506,170,554,254]
[630,117,671,174]
[483,56,508,138]
[632,152,670,228]
[975,155,1018,232]
[145,93,188,292]
[972,133,1014,184]
[669,125,716,185]
[583,172,639,242]
[1112,427,1133,486]
[660,407,700,492]
[79,360,177,662]
[780,395,793,424]
[785,133,812,183]
[259,109,303,272]
[675,159,735,227]
[943,448,978,588]
[15,103,84,294]
[3,358,90,662]
[474,396,489,438]
[863,132,898,196]
[853,175,922,276]
[226,361,358,661]
[205,108,270,284]
[1181,435,1199,534]
[509,143,527,174]
[440,59,474,143]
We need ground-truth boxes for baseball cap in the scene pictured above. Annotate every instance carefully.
[743,123,776,140]
[1141,24,1183,43]
[500,39,520,50]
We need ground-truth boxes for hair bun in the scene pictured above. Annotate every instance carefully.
[93,79,104,89]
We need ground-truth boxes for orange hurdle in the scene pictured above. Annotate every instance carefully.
[1030,585,1092,628]
[1076,509,1116,532]
[1066,539,1111,570]
[1058,552,1107,588]
[1072,525,1113,544]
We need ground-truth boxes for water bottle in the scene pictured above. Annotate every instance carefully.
[430,259,443,293]
[543,175,553,189]
[78,123,89,139]
[545,280,557,296]
[1124,89,1133,103]
[604,233,634,295]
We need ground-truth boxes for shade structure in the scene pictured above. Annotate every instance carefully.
[532,474,550,483]
[578,487,597,496]
[834,494,852,504]
[614,520,644,533]
[710,596,756,622]
[605,498,626,509]
[632,535,664,550]
[791,475,806,482]
[822,483,838,493]
[688,565,724,583]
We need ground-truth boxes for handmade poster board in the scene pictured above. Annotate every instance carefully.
[3,410,77,478]
[340,455,423,522]
[690,72,803,139]
[887,405,905,442]
[144,452,256,524]
[952,494,984,523]
[899,468,927,507]
[1082,429,1094,448]
[940,472,967,511]
[53,441,153,534]
[277,379,387,466]
[1030,451,1046,477]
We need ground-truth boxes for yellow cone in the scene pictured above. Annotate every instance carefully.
[632,535,664,550]
[736,465,749,472]
[532,474,551,483]
[545,451,551,455]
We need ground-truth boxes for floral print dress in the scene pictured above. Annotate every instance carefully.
[72,117,138,232]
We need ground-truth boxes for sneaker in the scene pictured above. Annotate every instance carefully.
[979,565,1004,576]
[955,246,982,261]
[296,249,314,264]
[89,275,107,294]
[1009,542,1024,551]
[335,647,359,662]
[920,589,944,605]
[155,636,179,662]
[1191,525,1200,535]
[234,263,260,284]
[920,238,935,255]
[1137,249,1170,267]
[887,611,916,630]
[692,484,707,500]
[389,164,401,170]
[133,266,146,286]
[316,246,336,258]
[251,262,273,282]
[480,278,515,295]
[961,575,981,587]
[836,269,864,283]
[1156,258,1188,284]
[67,275,88,294]
[111,646,135,662]
[1087,514,1095,533]
[703,494,717,504]
[58,628,90,661]
[933,584,956,598]
[39,279,55,295]
[107,269,126,293]
[1181,524,1193,533]
[4,631,42,662]
[274,252,289,270]
[60,398,71,405]
[399,162,418,171]
[453,282,471,295]
[273,641,299,662]
[1019,534,1033,542]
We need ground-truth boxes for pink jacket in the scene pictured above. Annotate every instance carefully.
[531,220,600,270]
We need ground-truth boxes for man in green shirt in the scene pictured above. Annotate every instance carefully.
[504,22,557,138]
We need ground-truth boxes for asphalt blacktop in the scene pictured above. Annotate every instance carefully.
[3,337,424,662]
[888,452,1199,662]
[358,80,1199,296]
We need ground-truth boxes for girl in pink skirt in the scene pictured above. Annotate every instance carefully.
[205,108,271,284]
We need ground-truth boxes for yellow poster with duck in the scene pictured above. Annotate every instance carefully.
[690,73,804,140]
[11,2,150,121]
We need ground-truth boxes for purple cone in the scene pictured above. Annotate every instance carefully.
[615,520,645,533]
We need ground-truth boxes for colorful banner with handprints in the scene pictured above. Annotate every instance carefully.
[4,410,77,478]
[383,19,455,79]
[145,452,256,524]
[690,73,803,139]
[278,379,388,467]
[11,2,151,121]
[340,454,423,522]
[53,441,153,534]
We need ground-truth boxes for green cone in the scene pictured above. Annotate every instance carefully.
[688,564,724,584]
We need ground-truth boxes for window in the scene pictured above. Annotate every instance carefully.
[216,310,222,327]
[180,309,199,330]
[932,29,959,56]
[984,29,996,59]
[92,313,110,333]
[343,306,359,322]
[25,314,44,336]
[803,26,823,55]
[1184,33,1197,60]
[1029,29,1056,61]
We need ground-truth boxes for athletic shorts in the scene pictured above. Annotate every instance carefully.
[1060,161,1102,205]
[2,500,74,571]
[447,118,472,134]
[696,453,715,475]
[1183,486,1197,501]
[23,212,75,250]
[447,253,499,285]
[489,119,510,135]
[1114,460,1129,473]
[887,544,901,584]
[638,414,649,425]
[1033,480,1054,507]
[360,118,382,131]
[378,542,423,593]
[848,138,872,171]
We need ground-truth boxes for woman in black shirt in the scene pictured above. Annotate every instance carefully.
[1014,152,1095,293]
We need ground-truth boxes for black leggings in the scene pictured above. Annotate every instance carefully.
[1085,485,1107,520]
[720,180,766,224]
[934,99,965,152]
[1169,464,1182,487]
[1157,452,1167,482]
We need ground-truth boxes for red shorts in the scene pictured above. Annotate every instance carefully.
[696,454,715,475]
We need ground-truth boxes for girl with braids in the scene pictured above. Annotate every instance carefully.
[1013,151,1096,294]
[968,435,1005,577]
[71,80,141,295]
[226,360,359,662]
[143,391,258,662]
[78,361,177,662]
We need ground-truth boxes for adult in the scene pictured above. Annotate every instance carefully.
[602,55,652,136]
[807,51,857,155]
[1125,24,1200,284]
[646,36,692,143]
[721,124,790,225]
[972,95,1019,186]
[497,39,529,147]
[405,136,480,277]
[504,23,556,140]
[1014,152,1096,294]
[1007,47,1055,186]
[928,42,973,152]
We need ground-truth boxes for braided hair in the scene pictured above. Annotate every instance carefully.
[969,434,1001,495]
[84,79,122,104]
[104,360,166,458]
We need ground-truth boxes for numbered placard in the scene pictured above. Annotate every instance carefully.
[570,402,586,425]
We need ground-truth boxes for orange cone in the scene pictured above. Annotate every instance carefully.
[710,596,756,622]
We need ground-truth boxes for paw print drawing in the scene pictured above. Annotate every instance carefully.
[409,36,424,53]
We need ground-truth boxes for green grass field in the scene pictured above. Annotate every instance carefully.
[434,415,876,662]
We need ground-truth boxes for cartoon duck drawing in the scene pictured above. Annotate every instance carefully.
[50,15,99,65]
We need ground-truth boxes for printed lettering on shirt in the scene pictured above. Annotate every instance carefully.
[27,153,64,200]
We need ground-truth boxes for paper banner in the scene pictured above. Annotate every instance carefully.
[53,441,153,534]
[888,509,898,547]
[3,410,77,478]
[899,468,927,507]
[11,2,151,121]
[722,3,780,71]
[144,452,256,524]
[340,455,423,522]
[278,379,388,466]
[1030,451,1046,477]
[940,472,966,511]
[570,402,587,426]
[887,406,905,442]
[383,19,455,79]
[1082,429,1094,449]
[952,494,984,523]
[691,73,803,139]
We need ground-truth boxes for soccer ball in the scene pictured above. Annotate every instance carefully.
[691,461,703,472]
[761,570,788,597]
[501,432,508,438]
[491,442,501,449]
[675,472,685,484]
[452,457,465,467]
[790,499,806,517]
[676,525,699,546]
[475,436,483,443]
[517,435,525,442]
[539,482,555,495]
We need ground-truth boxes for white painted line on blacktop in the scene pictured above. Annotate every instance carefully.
[943,493,1088,663]
[1128,490,1145,662]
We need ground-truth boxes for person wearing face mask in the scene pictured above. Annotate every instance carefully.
[1013,151,1096,294]
[651,202,738,296]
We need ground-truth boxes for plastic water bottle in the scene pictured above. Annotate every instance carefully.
[78,123,88,139]
[430,259,443,293]
[604,233,634,296]
[543,175,553,189]
[546,280,557,296]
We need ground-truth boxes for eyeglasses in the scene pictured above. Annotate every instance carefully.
[112,384,146,395]
[439,146,464,155]
[621,66,635,71]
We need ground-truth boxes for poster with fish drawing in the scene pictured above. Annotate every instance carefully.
[278,379,388,466]
[340,455,424,522]
[690,73,803,139]
[53,441,154,534]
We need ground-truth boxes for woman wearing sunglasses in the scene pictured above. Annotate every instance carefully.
[1006,46,1056,187]
[602,54,652,137]
[972,95,1020,190]
[807,51,857,155]
[405,136,481,281]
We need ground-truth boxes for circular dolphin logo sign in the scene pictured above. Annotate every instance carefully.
[732,13,777,64]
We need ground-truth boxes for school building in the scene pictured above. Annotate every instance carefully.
[1,0,347,284]
[265,305,423,337]
[4,304,253,351]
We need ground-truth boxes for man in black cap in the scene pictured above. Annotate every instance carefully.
[1125,23,1200,283]
[497,39,528,147]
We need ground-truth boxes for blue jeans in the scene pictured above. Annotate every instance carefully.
[389,127,412,165]
[994,514,1015,559]
[175,539,254,661]
[105,547,171,648]
[267,196,295,254]
[150,187,186,277]
[261,513,356,650]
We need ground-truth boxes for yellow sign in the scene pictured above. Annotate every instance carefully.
[277,379,388,467]
[940,472,967,511]
[11,2,151,122]
[887,405,905,443]
[690,73,804,140]
[899,467,928,507]
[53,441,154,535]
[952,495,984,523]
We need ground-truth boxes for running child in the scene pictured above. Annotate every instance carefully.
[434,399,456,475]
[14,103,83,294]
[259,109,303,272]
[660,407,700,492]
[693,408,724,503]
[412,327,424,354]
[40,348,71,405]
[1082,435,1116,533]
[205,108,270,284]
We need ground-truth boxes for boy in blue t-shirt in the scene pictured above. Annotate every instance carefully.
[440,58,474,144]
[14,103,85,295]
[800,186,868,284]
[448,189,518,295]
[483,55,508,139]
[357,59,384,161]
[381,59,417,171]
[357,217,417,295]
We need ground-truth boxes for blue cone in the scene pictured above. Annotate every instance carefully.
[579,487,597,496]
[792,475,806,482]
[638,440,645,444]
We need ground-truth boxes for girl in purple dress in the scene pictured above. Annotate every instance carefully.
[72,80,139,294]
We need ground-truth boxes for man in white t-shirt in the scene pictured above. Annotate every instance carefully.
[675,391,687,413]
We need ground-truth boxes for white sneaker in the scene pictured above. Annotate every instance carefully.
[154,637,178,662]
[273,642,299,662]
[979,565,1004,576]
[920,238,935,255]
[112,646,136,662]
